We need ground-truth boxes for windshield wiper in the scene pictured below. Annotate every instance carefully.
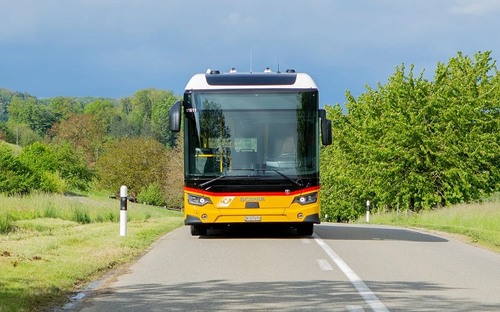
[199,175,226,190]
[200,169,303,189]
[269,169,303,187]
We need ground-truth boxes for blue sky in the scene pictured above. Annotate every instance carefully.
[1,0,499,106]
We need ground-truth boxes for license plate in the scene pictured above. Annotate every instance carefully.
[244,216,262,222]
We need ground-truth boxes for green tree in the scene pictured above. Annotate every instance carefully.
[321,51,499,221]
[95,137,167,195]
[84,99,117,133]
[126,89,177,141]
[429,51,499,204]
[48,97,84,122]
[5,122,41,146]
[320,104,363,221]
[7,96,31,123]
[95,136,183,208]
[151,90,177,145]
[7,96,56,136]
[49,114,105,164]
[129,89,153,137]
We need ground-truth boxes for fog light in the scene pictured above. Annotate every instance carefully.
[297,213,304,219]
[201,214,208,220]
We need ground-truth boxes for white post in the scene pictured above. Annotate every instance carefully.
[366,200,370,223]
[120,185,128,237]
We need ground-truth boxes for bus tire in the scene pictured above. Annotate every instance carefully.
[190,224,207,236]
[297,223,314,236]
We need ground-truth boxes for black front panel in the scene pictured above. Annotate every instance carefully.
[205,73,297,86]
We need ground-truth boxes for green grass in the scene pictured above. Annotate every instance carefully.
[360,196,500,253]
[0,193,183,312]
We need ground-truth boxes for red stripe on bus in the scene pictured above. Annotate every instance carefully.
[184,186,320,197]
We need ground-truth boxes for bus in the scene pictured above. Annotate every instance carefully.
[169,68,332,236]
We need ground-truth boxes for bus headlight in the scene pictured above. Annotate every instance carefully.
[188,194,212,206]
[293,192,317,205]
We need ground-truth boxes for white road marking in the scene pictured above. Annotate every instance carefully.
[346,305,365,312]
[313,234,389,312]
[316,259,333,271]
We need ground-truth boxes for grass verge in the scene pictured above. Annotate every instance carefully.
[359,197,500,254]
[0,193,183,312]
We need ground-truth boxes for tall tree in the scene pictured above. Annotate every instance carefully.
[429,51,499,203]
[48,97,84,122]
[151,90,177,146]
[7,96,56,136]
[84,99,117,133]
[321,51,499,221]
[49,114,105,164]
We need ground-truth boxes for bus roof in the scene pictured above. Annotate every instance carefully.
[185,70,318,91]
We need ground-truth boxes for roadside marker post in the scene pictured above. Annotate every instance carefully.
[366,200,370,223]
[120,185,127,237]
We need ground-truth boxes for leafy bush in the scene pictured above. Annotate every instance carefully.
[137,183,166,206]
[19,141,94,192]
[0,141,94,195]
[52,142,95,191]
[39,171,67,193]
[0,143,36,194]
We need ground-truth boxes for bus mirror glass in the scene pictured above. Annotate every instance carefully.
[169,101,182,132]
[321,119,332,145]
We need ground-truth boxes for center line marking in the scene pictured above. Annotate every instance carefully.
[313,234,389,312]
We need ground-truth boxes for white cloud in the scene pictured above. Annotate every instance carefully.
[450,0,500,15]
[222,13,257,26]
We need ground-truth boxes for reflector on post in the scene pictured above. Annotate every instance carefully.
[120,185,128,236]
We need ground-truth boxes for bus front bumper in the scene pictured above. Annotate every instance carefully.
[184,211,320,225]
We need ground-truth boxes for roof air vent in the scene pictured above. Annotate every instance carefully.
[229,68,237,73]
[286,69,296,73]
[264,67,272,73]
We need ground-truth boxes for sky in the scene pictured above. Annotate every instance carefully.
[1,0,500,107]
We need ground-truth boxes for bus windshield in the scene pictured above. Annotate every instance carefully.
[184,91,319,179]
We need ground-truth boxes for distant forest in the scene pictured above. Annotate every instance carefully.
[0,88,183,207]
[1,51,499,221]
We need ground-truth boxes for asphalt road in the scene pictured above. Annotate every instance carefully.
[73,223,500,311]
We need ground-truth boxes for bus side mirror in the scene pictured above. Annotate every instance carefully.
[321,118,332,145]
[319,109,332,145]
[169,101,182,132]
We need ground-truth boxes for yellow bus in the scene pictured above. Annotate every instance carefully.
[169,68,332,236]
